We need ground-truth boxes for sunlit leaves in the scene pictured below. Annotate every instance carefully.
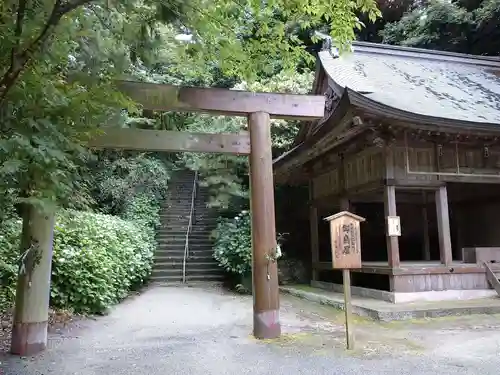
[146,0,381,81]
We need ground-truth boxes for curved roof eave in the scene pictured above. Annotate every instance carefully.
[346,88,500,133]
[273,90,352,170]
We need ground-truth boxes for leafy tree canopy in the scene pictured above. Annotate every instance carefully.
[381,0,500,55]
[356,0,418,42]
[0,0,381,210]
[0,0,381,99]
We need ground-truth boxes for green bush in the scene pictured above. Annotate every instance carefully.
[0,210,155,315]
[92,154,169,216]
[51,210,154,314]
[121,193,161,235]
[212,210,252,277]
[212,210,284,293]
[0,218,22,311]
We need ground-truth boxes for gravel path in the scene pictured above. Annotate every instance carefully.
[2,285,500,375]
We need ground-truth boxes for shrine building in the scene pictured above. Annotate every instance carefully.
[273,41,500,303]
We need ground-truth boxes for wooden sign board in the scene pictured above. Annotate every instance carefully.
[387,216,401,237]
[324,211,366,269]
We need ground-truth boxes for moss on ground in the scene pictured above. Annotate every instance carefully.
[282,284,319,293]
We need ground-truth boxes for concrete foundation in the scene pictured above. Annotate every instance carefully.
[311,280,498,304]
[280,285,500,321]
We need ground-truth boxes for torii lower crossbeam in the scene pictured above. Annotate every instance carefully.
[89,128,251,155]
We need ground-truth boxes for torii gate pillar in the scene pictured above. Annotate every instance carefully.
[248,112,280,338]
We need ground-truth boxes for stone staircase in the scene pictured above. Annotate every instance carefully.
[151,170,224,284]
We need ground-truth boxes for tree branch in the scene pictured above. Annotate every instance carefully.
[12,0,28,69]
[0,0,96,105]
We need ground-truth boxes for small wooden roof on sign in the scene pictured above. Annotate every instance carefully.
[324,211,366,223]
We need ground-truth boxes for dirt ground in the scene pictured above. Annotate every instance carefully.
[280,294,500,361]
[1,285,499,375]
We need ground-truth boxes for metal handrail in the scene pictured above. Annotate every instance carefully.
[182,171,198,284]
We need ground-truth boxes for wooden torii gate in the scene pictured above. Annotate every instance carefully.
[11,81,325,355]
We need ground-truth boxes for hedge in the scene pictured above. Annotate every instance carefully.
[0,209,155,315]
[0,218,21,310]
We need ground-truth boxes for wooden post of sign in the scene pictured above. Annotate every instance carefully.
[248,111,280,340]
[324,211,365,351]
[342,269,353,349]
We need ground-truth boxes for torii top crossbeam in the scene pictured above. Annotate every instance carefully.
[116,81,325,120]
[90,81,326,155]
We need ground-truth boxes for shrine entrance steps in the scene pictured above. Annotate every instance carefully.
[151,170,224,284]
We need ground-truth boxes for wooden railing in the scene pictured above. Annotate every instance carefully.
[182,171,198,284]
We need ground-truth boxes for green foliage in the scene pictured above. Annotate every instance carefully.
[0,189,18,222]
[0,218,22,310]
[50,210,154,314]
[0,0,381,214]
[122,193,162,236]
[381,1,471,51]
[381,0,500,55]
[0,0,383,314]
[123,0,381,81]
[0,210,155,315]
[212,210,285,292]
[91,153,170,216]
[46,153,167,314]
[179,115,249,209]
[212,210,252,276]
[0,76,129,210]
[355,0,416,43]
[0,6,135,211]
[0,0,381,100]
[236,70,314,153]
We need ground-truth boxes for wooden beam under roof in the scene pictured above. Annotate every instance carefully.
[89,128,251,155]
[116,81,325,120]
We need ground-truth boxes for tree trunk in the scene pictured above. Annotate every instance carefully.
[10,204,55,356]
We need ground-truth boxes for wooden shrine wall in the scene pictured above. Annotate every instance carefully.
[391,140,500,182]
[311,147,385,200]
[310,139,500,201]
